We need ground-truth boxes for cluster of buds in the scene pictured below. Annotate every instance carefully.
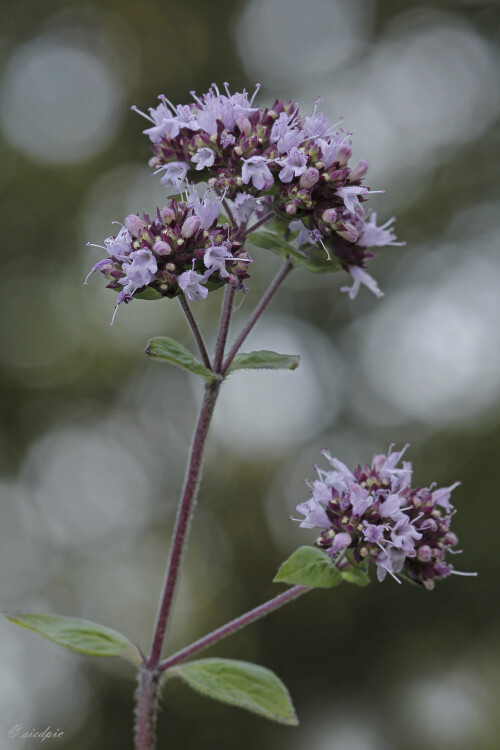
[86,188,252,322]
[295,446,474,589]
[135,83,404,298]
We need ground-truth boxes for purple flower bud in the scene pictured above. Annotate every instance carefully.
[299,167,319,189]
[181,215,201,238]
[336,222,359,242]
[336,143,352,166]
[236,117,252,136]
[124,214,146,237]
[332,532,352,551]
[322,208,337,224]
[160,207,175,224]
[349,159,369,181]
[153,240,172,256]
[418,546,433,562]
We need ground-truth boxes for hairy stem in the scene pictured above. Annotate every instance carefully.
[222,259,293,375]
[134,670,159,750]
[178,294,212,370]
[213,285,235,373]
[159,585,308,672]
[146,379,220,669]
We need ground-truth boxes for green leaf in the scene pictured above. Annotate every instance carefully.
[340,566,371,587]
[133,287,163,301]
[274,546,342,588]
[145,336,220,383]
[3,613,142,666]
[249,230,342,274]
[168,658,298,726]
[230,350,300,372]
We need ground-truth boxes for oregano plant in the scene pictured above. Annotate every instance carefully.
[4,84,476,749]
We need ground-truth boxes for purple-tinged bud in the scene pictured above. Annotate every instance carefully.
[322,208,337,224]
[349,159,369,181]
[337,222,359,242]
[236,117,252,136]
[286,203,297,216]
[124,214,146,237]
[333,532,352,551]
[181,215,201,238]
[336,143,352,166]
[418,546,433,562]
[299,167,320,189]
[160,207,175,225]
[153,240,172,256]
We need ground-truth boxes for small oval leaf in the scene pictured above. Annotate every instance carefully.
[274,546,342,588]
[145,336,219,383]
[340,566,371,586]
[230,350,300,372]
[168,658,298,726]
[3,613,142,666]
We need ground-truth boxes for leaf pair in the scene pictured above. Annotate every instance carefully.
[145,337,299,380]
[3,614,297,726]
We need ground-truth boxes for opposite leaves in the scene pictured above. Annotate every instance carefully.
[3,613,142,666]
[167,658,298,726]
[145,336,219,383]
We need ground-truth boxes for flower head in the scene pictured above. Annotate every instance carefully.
[295,446,475,589]
[134,84,403,298]
[85,188,251,322]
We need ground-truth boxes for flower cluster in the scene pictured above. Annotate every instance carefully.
[136,83,403,298]
[295,446,473,589]
[85,188,252,322]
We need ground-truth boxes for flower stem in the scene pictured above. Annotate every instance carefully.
[178,294,212,370]
[222,197,238,230]
[213,285,235,373]
[222,259,293,375]
[134,670,159,750]
[243,211,275,236]
[146,379,221,670]
[159,585,308,673]
[134,255,293,747]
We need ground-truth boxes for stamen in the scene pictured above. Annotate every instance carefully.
[158,94,176,114]
[249,83,261,107]
[131,105,154,123]
[190,90,203,107]
[450,570,477,577]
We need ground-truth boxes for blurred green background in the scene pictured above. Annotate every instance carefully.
[0,0,499,748]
